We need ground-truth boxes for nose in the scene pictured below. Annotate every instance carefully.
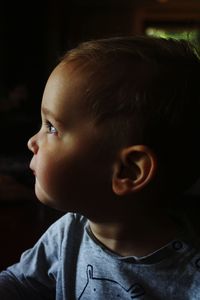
[27,134,39,154]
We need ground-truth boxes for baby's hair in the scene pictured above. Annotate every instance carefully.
[61,36,200,193]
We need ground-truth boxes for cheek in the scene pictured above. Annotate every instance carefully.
[34,149,85,200]
[32,138,114,210]
[36,154,67,186]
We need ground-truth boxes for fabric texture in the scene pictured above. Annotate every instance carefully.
[0,213,200,299]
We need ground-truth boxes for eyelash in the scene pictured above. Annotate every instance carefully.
[44,120,58,135]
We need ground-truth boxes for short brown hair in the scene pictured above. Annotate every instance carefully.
[61,36,200,193]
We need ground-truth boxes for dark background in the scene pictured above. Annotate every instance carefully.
[1,0,200,270]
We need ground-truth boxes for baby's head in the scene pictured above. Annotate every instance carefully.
[28,36,200,215]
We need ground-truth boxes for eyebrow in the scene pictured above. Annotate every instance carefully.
[41,107,64,124]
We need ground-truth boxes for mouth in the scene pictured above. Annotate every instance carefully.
[29,163,35,176]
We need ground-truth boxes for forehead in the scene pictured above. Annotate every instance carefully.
[41,62,89,122]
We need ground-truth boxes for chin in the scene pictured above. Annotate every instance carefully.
[35,186,65,211]
[35,182,51,206]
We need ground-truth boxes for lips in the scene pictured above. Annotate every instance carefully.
[29,166,35,176]
[29,160,36,176]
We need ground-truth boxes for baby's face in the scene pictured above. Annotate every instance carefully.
[28,62,114,213]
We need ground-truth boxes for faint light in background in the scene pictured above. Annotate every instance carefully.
[156,0,169,3]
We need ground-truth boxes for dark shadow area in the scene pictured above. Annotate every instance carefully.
[1,0,200,269]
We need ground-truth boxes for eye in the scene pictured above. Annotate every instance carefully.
[45,120,58,135]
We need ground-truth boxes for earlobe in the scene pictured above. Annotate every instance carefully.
[112,145,157,196]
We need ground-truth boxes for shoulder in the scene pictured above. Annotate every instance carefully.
[5,213,88,277]
[49,212,87,231]
[42,212,88,243]
[16,212,88,262]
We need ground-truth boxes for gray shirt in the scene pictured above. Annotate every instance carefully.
[0,213,200,299]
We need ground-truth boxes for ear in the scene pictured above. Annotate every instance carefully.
[112,145,157,196]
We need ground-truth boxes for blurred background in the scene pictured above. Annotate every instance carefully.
[1,0,200,270]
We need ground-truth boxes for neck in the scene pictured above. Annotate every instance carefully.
[88,208,180,257]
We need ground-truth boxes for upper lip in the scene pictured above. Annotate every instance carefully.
[29,162,35,175]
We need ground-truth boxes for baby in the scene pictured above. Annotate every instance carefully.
[1,36,200,299]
